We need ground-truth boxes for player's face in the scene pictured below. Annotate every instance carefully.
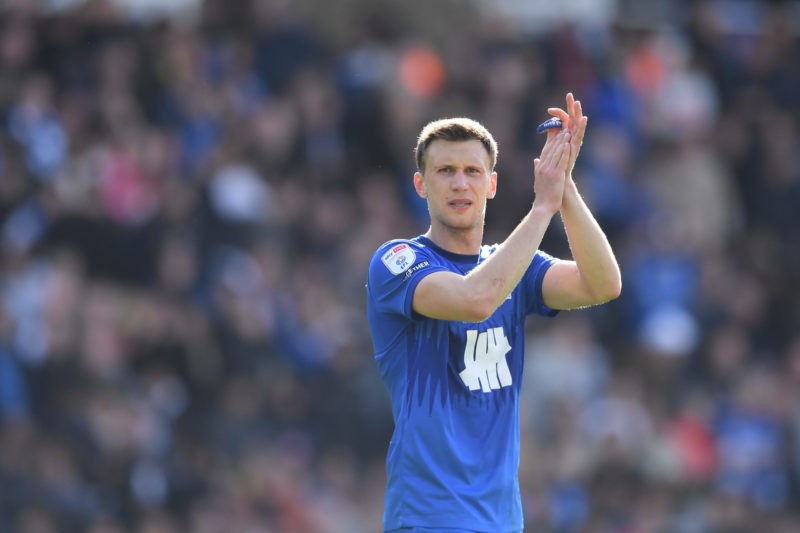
[414,139,497,232]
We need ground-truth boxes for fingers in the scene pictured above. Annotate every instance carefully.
[569,103,587,157]
[541,131,563,166]
[573,115,588,148]
[539,125,563,160]
[557,135,572,170]
[539,93,588,179]
[534,130,570,212]
[570,98,586,145]
[566,92,576,118]
[545,125,561,142]
[548,93,583,134]
[547,107,569,130]
[571,97,584,132]
[540,129,571,169]
[566,95,587,172]
[548,130,571,168]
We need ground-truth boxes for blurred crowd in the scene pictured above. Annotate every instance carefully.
[0,0,799,531]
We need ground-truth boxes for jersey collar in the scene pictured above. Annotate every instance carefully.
[417,236,482,264]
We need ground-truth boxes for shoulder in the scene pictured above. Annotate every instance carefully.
[370,239,431,275]
[370,237,439,276]
[373,239,419,274]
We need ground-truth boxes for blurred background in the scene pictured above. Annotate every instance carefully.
[0,0,799,531]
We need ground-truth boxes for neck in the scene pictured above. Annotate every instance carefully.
[424,224,484,255]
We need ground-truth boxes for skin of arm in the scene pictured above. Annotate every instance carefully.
[541,179,622,310]
[541,93,622,310]
[412,93,622,321]
[412,129,572,323]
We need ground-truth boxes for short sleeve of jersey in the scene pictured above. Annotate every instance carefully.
[523,249,559,317]
[367,240,448,319]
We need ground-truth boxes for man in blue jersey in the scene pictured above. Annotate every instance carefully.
[366,93,621,532]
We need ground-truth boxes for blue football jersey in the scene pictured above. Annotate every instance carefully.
[366,235,557,532]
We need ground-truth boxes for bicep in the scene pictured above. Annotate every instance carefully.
[541,260,597,310]
[412,271,487,322]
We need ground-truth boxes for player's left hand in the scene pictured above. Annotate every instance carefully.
[547,93,587,179]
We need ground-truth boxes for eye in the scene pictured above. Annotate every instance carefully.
[467,167,482,175]
[438,166,453,174]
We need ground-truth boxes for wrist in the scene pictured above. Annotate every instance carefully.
[561,179,579,205]
[530,200,559,219]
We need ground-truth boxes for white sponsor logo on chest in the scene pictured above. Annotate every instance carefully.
[460,326,513,393]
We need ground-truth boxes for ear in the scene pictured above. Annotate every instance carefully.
[486,171,498,199]
[413,172,427,198]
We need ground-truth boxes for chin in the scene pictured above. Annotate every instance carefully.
[442,219,480,231]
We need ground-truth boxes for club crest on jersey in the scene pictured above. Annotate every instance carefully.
[381,243,416,275]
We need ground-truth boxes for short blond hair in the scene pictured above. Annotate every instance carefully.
[414,118,498,173]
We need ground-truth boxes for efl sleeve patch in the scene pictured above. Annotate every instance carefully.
[381,243,417,275]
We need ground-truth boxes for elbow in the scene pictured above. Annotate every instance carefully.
[611,268,623,300]
[461,291,499,323]
[462,302,496,323]
[598,271,622,303]
[584,269,621,306]
[606,279,622,302]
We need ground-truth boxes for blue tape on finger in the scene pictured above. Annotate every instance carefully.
[536,117,562,134]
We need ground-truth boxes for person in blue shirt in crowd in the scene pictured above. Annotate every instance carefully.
[366,93,622,533]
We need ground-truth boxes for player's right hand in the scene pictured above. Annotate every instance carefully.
[532,128,571,215]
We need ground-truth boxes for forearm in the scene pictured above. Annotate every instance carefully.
[462,129,571,317]
[559,180,621,301]
[412,128,571,322]
[462,205,555,318]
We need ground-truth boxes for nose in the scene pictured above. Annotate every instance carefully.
[451,169,468,190]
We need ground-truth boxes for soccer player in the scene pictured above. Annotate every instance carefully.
[366,93,621,532]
